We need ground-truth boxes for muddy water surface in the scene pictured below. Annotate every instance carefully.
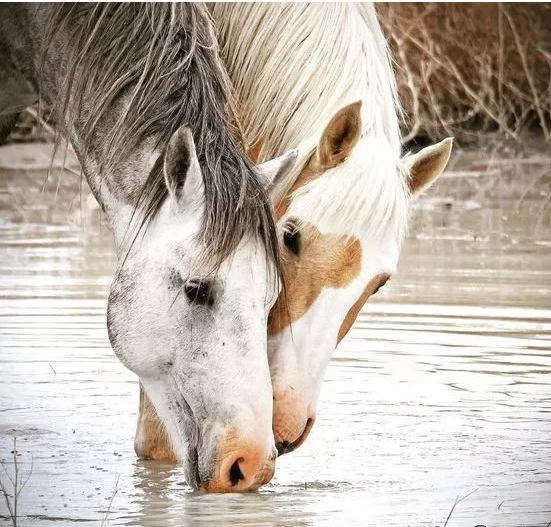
[0,144,550,526]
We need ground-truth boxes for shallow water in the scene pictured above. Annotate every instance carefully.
[0,144,550,526]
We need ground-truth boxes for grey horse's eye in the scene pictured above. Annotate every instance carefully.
[184,280,213,306]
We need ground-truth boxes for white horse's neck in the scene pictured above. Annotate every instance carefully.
[212,2,401,201]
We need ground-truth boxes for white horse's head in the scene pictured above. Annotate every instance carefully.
[107,126,295,491]
[268,102,453,453]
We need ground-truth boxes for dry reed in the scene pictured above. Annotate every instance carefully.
[377,3,551,143]
[5,4,551,146]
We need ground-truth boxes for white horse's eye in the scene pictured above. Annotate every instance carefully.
[184,281,213,306]
[283,221,300,255]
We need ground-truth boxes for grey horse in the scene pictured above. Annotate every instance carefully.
[0,3,296,492]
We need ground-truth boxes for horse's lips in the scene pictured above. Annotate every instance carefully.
[174,411,201,489]
[170,410,201,490]
[170,375,202,489]
[184,446,200,490]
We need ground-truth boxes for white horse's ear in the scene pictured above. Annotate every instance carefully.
[164,126,203,203]
[317,100,362,169]
[256,149,297,190]
[404,138,453,196]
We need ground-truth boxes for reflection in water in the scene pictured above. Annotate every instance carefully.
[0,144,550,526]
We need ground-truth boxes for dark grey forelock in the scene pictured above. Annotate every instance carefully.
[43,2,281,281]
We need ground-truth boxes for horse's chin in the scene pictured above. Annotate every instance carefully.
[162,410,201,489]
[144,382,201,488]
[181,446,200,490]
[165,428,201,490]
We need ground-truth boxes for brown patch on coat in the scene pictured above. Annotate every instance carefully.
[134,385,176,462]
[268,224,362,336]
[337,273,391,343]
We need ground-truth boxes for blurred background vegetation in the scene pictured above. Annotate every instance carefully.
[377,2,551,145]
[6,3,551,148]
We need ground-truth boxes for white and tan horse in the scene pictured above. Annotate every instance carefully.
[137,2,453,460]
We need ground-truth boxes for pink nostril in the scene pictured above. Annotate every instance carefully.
[276,416,315,455]
[229,458,245,486]
[204,443,276,493]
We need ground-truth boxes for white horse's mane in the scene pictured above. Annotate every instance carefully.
[289,136,409,242]
[212,2,408,242]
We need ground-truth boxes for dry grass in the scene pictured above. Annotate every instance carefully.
[0,437,120,526]
[6,105,56,144]
[377,2,551,144]
[0,438,33,527]
[99,476,120,527]
[6,4,551,146]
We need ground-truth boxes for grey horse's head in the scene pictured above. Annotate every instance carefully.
[107,127,296,491]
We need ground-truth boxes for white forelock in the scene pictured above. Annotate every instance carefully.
[287,135,409,244]
[211,2,406,239]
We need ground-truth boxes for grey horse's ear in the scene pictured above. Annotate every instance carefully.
[256,149,298,190]
[164,126,203,203]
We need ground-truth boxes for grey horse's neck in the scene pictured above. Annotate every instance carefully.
[1,4,281,274]
[32,5,159,218]
[0,4,149,219]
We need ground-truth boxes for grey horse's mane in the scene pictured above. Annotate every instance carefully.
[42,3,280,276]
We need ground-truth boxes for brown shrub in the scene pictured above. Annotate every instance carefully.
[6,105,55,144]
[377,2,551,143]
[8,4,551,145]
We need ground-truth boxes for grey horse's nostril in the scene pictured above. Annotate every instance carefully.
[276,441,294,456]
[229,458,245,486]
